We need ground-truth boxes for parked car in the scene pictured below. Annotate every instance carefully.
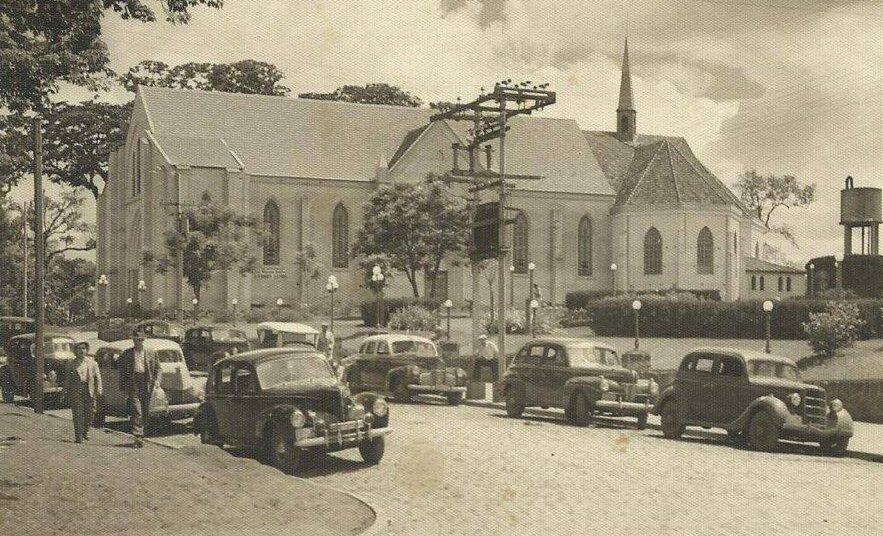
[340,334,468,405]
[501,337,658,428]
[97,317,137,342]
[0,317,35,358]
[255,322,319,349]
[181,326,250,370]
[0,333,75,405]
[132,320,185,344]
[194,348,391,473]
[654,348,854,454]
[91,338,205,427]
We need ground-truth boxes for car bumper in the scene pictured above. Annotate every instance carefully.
[780,410,853,442]
[408,384,467,395]
[594,398,652,417]
[295,425,392,448]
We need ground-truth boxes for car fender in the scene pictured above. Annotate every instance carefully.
[652,385,677,415]
[354,391,389,428]
[501,377,525,399]
[730,395,789,431]
[255,403,300,441]
[830,408,854,436]
[385,365,420,391]
[562,376,610,406]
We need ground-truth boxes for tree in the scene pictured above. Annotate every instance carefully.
[0,0,224,113]
[354,177,470,298]
[0,199,24,315]
[294,243,324,307]
[16,189,96,273]
[734,170,815,245]
[119,59,290,95]
[149,196,260,313]
[45,257,96,325]
[299,83,422,107]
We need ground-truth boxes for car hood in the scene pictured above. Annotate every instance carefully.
[749,376,817,392]
[261,379,349,418]
[262,378,347,396]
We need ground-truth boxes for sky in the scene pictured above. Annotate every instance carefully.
[7,0,883,264]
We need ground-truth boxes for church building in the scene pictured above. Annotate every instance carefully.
[96,42,792,316]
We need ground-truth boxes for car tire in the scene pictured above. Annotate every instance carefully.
[359,436,385,465]
[569,392,593,427]
[446,392,462,406]
[199,413,223,447]
[660,401,685,439]
[726,429,746,444]
[392,381,411,404]
[1,377,13,403]
[636,413,648,430]
[268,422,301,474]
[747,411,779,452]
[505,386,524,418]
[821,438,850,456]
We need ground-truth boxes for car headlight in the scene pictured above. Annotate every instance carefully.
[830,399,843,413]
[290,409,306,428]
[789,392,801,407]
[649,379,659,397]
[599,378,610,392]
[372,398,388,417]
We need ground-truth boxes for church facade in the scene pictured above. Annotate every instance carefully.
[96,44,786,316]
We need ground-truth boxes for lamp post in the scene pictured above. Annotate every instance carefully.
[632,299,642,350]
[326,275,339,333]
[276,297,284,307]
[443,299,453,340]
[530,299,539,338]
[126,297,133,318]
[610,263,618,295]
[763,300,774,353]
[156,297,163,319]
[808,263,814,298]
[526,262,536,329]
[371,265,385,328]
[231,298,239,326]
[508,265,515,306]
[191,297,198,322]
[97,274,109,317]
[136,279,147,317]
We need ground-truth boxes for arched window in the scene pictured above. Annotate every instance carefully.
[263,200,280,266]
[786,277,792,292]
[577,215,593,276]
[332,203,349,269]
[697,227,714,274]
[751,275,757,290]
[759,275,765,291]
[778,276,784,292]
[733,232,738,254]
[512,211,529,273]
[643,227,662,275]
[755,242,760,258]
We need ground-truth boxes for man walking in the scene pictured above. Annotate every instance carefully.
[64,341,102,443]
[119,334,161,448]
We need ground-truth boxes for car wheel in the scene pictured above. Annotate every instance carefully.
[199,414,223,447]
[660,401,685,439]
[726,429,746,444]
[821,438,850,456]
[569,392,593,427]
[747,411,779,452]
[359,436,385,465]
[1,378,13,403]
[268,422,301,474]
[446,392,462,406]
[636,413,648,430]
[392,381,412,403]
[505,386,524,418]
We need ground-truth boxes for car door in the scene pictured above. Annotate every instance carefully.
[228,363,259,446]
[99,349,126,415]
[209,361,236,441]
[372,339,394,390]
[521,343,547,405]
[706,354,750,425]
[679,352,716,423]
[541,344,570,408]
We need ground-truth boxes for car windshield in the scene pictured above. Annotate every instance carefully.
[391,340,437,356]
[278,332,316,346]
[568,346,620,368]
[213,329,246,341]
[155,349,183,363]
[749,360,799,381]
[256,354,335,388]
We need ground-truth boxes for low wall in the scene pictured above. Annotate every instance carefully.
[808,379,883,424]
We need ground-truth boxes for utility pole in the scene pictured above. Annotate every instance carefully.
[32,116,45,414]
[430,81,555,399]
[21,201,28,317]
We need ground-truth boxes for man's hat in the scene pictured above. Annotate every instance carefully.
[73,341,89,351]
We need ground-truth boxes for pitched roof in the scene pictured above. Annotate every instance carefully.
[744,257,805,274]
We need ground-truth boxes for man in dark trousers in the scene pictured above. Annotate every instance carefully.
[119,334,161,448]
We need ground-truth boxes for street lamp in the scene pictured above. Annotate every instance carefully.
[156,297,163,319]
[610,263,618,295]
[371,265,385,328]
[126,297,133,318]
[231,298,239,326]
[807,263,814,298]
[97,274,109,317]
[762,300,774,353]
[191,297,199,322]
[326,275,339,333]
[526,262,536,329]
[632,299,642,350]
[276,297,284,307]
[509,265,515,306]
[137,279,147,317]
[529,299,539,338]
[443,299,453,340]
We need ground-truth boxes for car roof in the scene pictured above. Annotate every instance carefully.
[361,333,435,344]
[188,325,244,331]
[10,332,72,341]
[136,320,181,327]
[213,347,324,366]
[256,322,319,335]
[0,316,34,323]
[687,347,797,366]
[95,338,183,351]
[529,336,615,352]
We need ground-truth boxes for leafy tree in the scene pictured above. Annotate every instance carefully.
[119,59,290,95]
[45,257,96,325]
[734,170,815,245]
[294,242,324,306]
[148,196,260,315]
[299,83,422,107]
[803,301,866,359]
[354,177,470,298]
[0,199,24,315]
[16,189,96,273]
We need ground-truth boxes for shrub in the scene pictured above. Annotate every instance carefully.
[803,301,867,358]
[360,297,440,327]
[483,306,563,335]
[388,305,440,333]
[244,307,313,324]
[564,289,719,311]
[483,308,526,335]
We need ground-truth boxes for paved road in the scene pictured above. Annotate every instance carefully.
[47,398,883,535]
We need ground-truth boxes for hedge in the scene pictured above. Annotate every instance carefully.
[565,288,721,310]
[564,296,883,340]
[360,297,441,327]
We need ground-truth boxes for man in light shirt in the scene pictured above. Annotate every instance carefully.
[118,334,161,448]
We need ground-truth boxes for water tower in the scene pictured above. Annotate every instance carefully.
[841,175,881,255]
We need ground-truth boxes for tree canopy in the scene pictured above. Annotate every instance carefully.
[299,83,422,107]
[119,59,290,95]
[734,170,815,245]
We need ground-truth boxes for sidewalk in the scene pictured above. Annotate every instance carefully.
[0,409,375,536]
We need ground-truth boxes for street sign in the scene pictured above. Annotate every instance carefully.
[471,201,500,261]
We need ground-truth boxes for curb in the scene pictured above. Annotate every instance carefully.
[41,408,181,450]
[461,398,665,432]
[294,478,387,536]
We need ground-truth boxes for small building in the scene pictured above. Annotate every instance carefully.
[742,258,805,300]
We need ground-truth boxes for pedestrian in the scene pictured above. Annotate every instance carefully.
[63,341,102,443]
[476,334,498,360]
[317,323,335,363]
[118,334,161,448]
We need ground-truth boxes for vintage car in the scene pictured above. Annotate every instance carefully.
[0,333,75,405]
[501,337,658,428]
[256,322,319,349]
[0,317,35,357]
[654,348,854,454]
[132,320,185,344]
[96,317,138,342]
[91,338,205,427]
[181,325,251,370]
[340,334,468,405]
[194,348,391,473]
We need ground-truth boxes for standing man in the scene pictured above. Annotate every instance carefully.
[476,334,499,362]
[64,342,102,443]
[119,334,161,448]
[317,322,335,363]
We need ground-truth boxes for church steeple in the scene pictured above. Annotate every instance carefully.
[616,38,637,142]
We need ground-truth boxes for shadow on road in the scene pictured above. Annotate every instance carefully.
[224,445,371,478]
[489,410,642,431]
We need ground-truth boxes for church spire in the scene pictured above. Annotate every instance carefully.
[616,38,637,141]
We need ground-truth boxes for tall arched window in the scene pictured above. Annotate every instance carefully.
[577,215,593,276]
[512,211,529,273]
[733,232,738,254]
[263,200,280,266]
[755,242,760,258]
[643,227,662,275]
[697,226,714,275]
[332,203,349,268]
[759,275,765,291]
[751,275,757,290]
[778,276,784,291]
